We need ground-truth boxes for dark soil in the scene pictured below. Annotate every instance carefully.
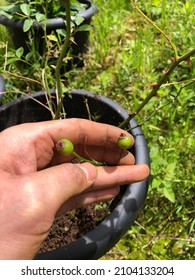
[38,204,110,253]
[38,188,125,253]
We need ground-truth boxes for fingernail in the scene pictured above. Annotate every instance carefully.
[79,163,97,182]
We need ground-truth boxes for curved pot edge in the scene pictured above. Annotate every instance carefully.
[0,74,5,102]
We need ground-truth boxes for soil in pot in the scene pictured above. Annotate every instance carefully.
[38,193,123,254]
[38,204,110,253]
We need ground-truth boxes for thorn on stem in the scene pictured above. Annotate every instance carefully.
[185,57,191,65]
[150,83,157,88]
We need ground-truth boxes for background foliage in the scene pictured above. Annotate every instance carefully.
[72,0,195,260]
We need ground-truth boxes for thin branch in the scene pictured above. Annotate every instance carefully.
[54,0,71,120]
[127,79,195,131]
[41,69,55,119]
[3,71,42,86]
[11,90,52,112]
[161,78,195,87]
[119,48,195,129]
[130,0,178,59]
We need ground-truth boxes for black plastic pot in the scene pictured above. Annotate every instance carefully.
[0,90,150,259]
[0,74,5,103]
[0,1,97,67]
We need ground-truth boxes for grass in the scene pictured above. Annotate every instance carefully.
[0,0,194,259]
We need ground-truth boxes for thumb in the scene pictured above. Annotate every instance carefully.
[0,163,97,260]
[29,162,97,216]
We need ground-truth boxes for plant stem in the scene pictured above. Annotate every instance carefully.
[72,151,106,166]
[119,48,195,129]
[54,0,71,119]
[127,81,192,131]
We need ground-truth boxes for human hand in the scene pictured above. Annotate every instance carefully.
[0,119,149,259]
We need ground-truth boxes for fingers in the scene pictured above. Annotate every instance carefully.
[1,119,135,172]
[92,164,150,189]
[44,118,134,149]
[58,186,120,214]
[3,118,133,149]
[57,163,150,214]
[25,163,149,217]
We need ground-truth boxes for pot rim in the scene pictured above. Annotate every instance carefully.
[0,74,5,102]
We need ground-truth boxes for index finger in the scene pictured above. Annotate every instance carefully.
[44,118,134,149]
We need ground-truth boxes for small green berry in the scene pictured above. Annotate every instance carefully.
[117,133,132,149]
[56,138,74,156]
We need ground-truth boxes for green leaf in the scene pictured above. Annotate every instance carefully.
[74,15,84,26]
[25,52,33,61]
[35,13,46,22]
[15,47,24,58]
[77,24,91,32]
[0,10,12,19]
[163,183,175,203]
[151,178,162,190]
[23,19,34,32]
[56,29,66,37]
[47,35,58,42]
[189,219,195,233]
[6,57,19,65]
[0,4,15,12]
[20,4,31,16]
[165,162,176,180]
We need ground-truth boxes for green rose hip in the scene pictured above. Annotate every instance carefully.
[56,138,74,156]
[55,138,105,166]
[117,133,132,149]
